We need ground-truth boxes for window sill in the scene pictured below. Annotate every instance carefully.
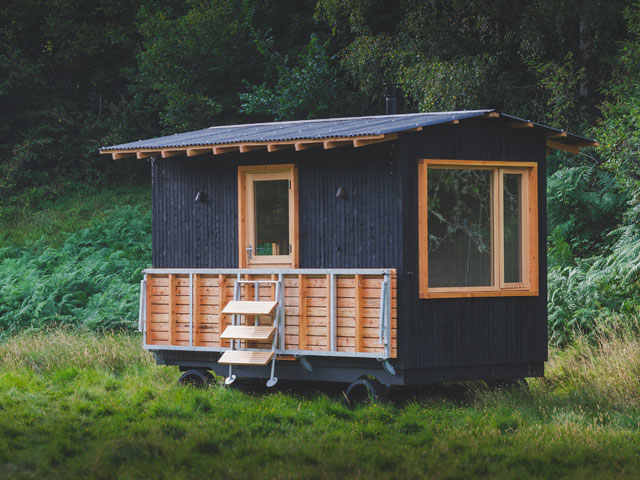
[421,289,539,299]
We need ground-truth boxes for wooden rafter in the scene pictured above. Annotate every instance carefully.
[239,145,266,153]
[510,121,534,128]
[136,151,160,159]
[546,139,579,154]
[267,143,294,152]
[213,145,239,155]
[323,140,352,149]
[545,131,568,139]
[187,148,211,157]
[161,150,183,158]
[112,152,136,160]
[354,133,399,147]
[294,142,322,151]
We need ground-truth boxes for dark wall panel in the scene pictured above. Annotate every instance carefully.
[398,119,548,370]
[152,143,403,270]
[298,142,402,268]
[152,155,238,268]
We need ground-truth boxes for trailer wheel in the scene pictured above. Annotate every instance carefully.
[178,369,214,388]
[344,376,389,407]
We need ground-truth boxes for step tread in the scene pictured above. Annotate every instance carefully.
[218,350,274,366]
[220,325,276,341]
[222,300,278,316]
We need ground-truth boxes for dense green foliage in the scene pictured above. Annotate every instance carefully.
[0,330,639,478]
[0,206,151,337]
[1,1,640,343]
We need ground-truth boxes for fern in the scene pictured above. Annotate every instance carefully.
[0,206,151,337]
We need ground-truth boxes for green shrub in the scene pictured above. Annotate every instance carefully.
[0,206,151,336]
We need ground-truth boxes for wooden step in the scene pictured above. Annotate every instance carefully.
[220,325,275,341]
[221,300,278,316]
[218,350,274,366]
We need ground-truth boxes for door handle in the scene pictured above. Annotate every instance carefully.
[246,244,253,260]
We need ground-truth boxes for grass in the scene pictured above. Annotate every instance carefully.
[0,181,150,247]
[0,330,639,479]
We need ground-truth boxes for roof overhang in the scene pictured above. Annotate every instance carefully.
[99,110,598,160]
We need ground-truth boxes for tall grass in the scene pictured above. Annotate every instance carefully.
[0,330,638,478]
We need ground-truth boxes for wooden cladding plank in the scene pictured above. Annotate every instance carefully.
[354,274,363,352]
[145,275,154,345]
[168,274,176,345]
[218,274,228,347]
[193,274,201,346]
[298,274,307,350]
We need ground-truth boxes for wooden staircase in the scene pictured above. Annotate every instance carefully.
[218,280,282,387]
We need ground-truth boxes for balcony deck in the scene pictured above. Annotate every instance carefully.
[140,268,397,359]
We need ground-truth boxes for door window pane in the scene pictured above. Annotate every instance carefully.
[503,174,522,283]
[254,180,289,256]
[428,168,493,287]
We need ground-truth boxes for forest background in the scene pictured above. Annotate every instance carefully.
[1,0,640,345]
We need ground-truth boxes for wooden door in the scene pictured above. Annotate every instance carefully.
[238,164,298,268]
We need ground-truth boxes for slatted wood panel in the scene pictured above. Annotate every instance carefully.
[145,271,397,357]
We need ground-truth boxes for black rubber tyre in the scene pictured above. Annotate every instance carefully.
[177,369,215,388]
[344,376,389,407]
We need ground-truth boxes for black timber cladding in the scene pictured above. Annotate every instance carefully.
[152,143,402,269]
[152,156,238,268]
[397,119,548,370]
[151,117,548,375]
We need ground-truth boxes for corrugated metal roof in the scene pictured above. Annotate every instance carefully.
[100,109,596,151]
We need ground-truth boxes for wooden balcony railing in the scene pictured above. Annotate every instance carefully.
[140,268,397,359]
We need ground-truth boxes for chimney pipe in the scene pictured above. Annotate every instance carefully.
[385,83,400,115]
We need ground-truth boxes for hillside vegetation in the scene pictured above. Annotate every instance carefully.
[2,1,640,344]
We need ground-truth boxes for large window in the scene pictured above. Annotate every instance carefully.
[418,159,538,298]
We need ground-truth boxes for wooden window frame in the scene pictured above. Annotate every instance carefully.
[238,164,299,268]
[418,159,538,299]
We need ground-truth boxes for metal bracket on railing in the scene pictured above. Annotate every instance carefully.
[378,358,396,376]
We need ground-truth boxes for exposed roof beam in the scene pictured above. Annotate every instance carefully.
[267,143,295,152]
[136,151,160,159]
[213,146,239,155]
[295,142,323,151]
[239,145,267,153]
[186,148,211,157]
[575,140,599,147]
[546,140,579,154]
[353,133,399,147]
[545,131,568,139]
[510,121,534,128]
[324,140,352,149]
[161,150,184,158]
[112,152,136,160]
[484,112,500,118]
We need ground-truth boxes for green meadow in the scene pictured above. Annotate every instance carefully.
[0,329,638,479]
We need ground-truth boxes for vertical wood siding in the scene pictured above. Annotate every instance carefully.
[152,155,238,268]
[398,119,548,370]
